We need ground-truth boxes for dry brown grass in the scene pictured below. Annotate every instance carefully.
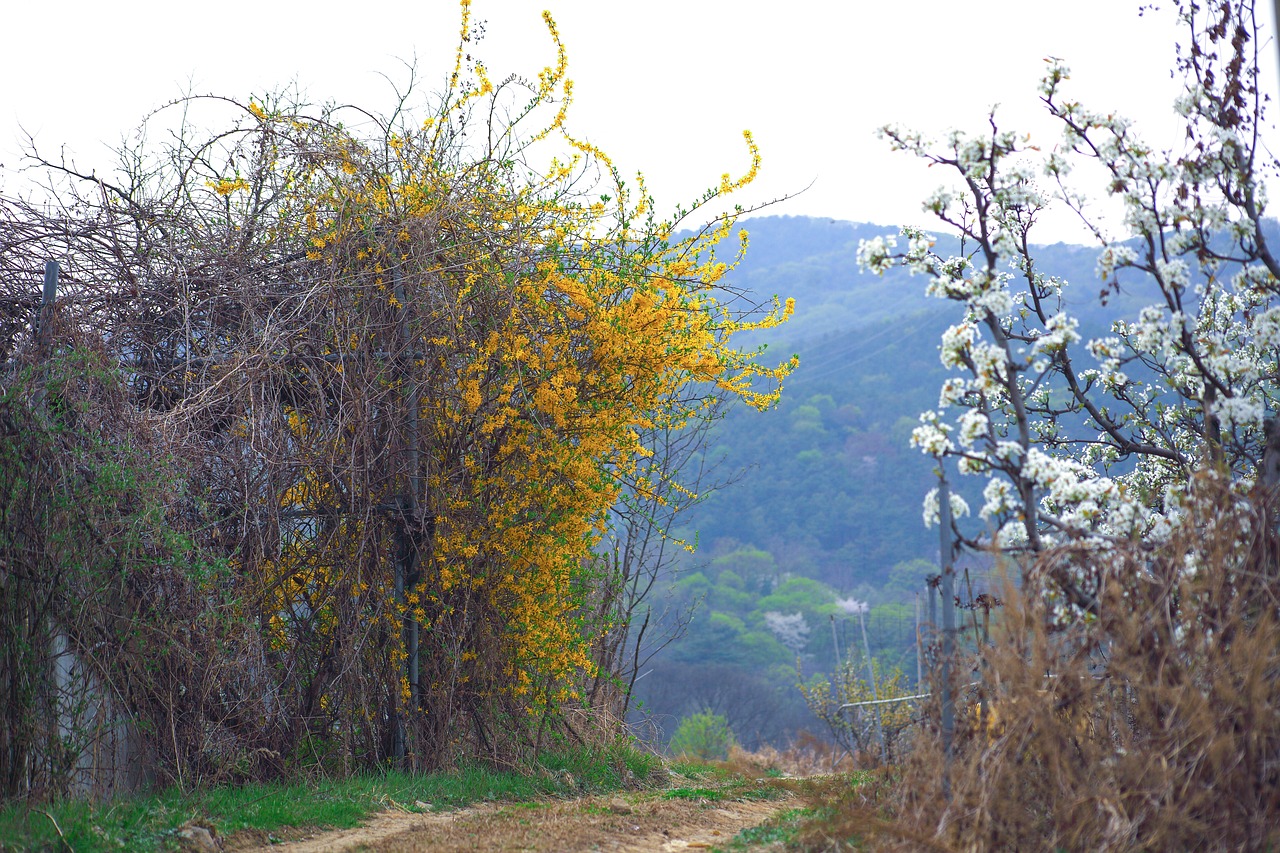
[723,730,857,778]
[854,476,1280,851]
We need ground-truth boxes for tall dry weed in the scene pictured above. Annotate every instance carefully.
[728,730,856,777]
[868,476,1280,851]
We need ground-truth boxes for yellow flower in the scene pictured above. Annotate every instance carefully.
[207,177,250,196]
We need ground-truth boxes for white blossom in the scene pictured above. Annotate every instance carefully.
[1249,306,1280,349]
[922,487,972,528]
[980,478,1015,520]
[856,235,898,275]
[940,323,977,368]
[1215,394,1264,432]
[1031,313,1081,358]
[911,415,954,456]
[938,377,967,408]
[1096,245,1138,280]
[1155,258,1192,293]
[869,26,1280,570]
[957,409,989,449]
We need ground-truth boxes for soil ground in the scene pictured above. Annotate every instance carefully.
[227,781,796,853]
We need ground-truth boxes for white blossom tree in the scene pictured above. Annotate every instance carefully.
[763,610,811,655]
[859,0,1280,613]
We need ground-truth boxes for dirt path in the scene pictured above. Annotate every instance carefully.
[229,785,795,852]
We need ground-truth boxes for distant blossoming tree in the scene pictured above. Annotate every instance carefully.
[763,610,811,654]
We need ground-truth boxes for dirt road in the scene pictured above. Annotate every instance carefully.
[229,784,795,852]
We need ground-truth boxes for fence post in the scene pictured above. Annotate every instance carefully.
[36,260,58,358]
[915,592,923,688]
[395,261,424,741]
[856,605,886,762]
[389,262,424,758]
[938,473,956,800]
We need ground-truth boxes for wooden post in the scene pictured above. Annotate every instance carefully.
[392,552,405,763]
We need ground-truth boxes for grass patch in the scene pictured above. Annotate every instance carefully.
[0,744,658,852]
[668,758,731,779]
[719,806,814,850]
[662,787,725,802]
[538,741,663,792]
[664,757,791,807]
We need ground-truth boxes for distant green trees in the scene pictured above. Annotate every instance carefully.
[664,558,923,677]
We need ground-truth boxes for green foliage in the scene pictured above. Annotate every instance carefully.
[708,546,777,586]
[668,710,737,761]
[0,350,237,799]
[884,559,935,601]
[671,571,712,601]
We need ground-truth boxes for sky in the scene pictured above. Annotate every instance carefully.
[2,1,1277,244]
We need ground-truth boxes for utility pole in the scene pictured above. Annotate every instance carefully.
[1273,1,1280,92]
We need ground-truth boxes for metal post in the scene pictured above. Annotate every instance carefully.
[830,614,842,675]
[915,592,923,689]
[857,605,885,762]
[938,475,956,800]
[392,262,424,762]
[36,261,58,358]
[394,262,425,763]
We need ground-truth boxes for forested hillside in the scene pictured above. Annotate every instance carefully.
[669,215,1134,591]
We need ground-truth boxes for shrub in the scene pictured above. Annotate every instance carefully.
[799,656,916,765]
[0,0,794,790]
[668,710,737,761]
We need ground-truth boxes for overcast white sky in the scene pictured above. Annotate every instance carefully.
[3,1,1277,244]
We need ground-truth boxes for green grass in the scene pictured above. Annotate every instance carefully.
[0,744,661,852]
[663,786,726,802]
[668,758,730,778]
[661,760,788,807]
